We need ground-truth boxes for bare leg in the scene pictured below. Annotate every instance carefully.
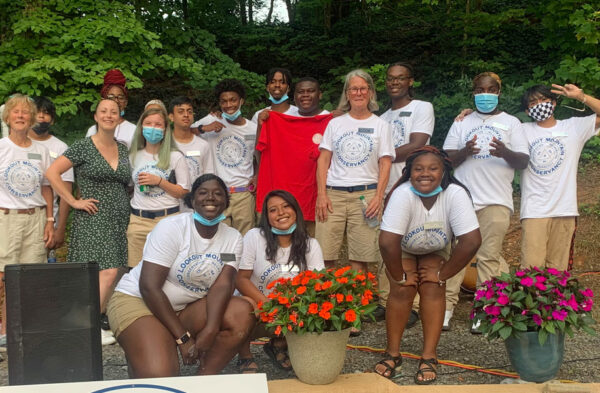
[99,268,119,313]
[348,260,367,272]
[324,260,335,269]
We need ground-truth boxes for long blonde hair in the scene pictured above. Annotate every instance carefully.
[129,108,175,170]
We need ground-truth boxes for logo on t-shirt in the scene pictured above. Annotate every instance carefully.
[184,156,202,179]
[134,163,167,198]
[257,264,285,294]
[3,160,42,198]
[402,225,449,254]
[334,131,374,167]
[528,137,565,176]
[175,253,224,295]
[465,125,503,159]
[216,135,248,168]
[391,119,406,148]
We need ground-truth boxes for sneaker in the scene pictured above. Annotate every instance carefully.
[406,310,419,329]
[470,319,482,334]
[101,329,116,346]
[373,305,386,322]
[0,334,6,353]
[442,310,453,331]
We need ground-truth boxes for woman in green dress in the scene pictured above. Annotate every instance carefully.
[46,98,130,344]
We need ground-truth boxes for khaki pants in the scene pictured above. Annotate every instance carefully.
[475,205,510,287]
[521,217,576,271]
[127,213,176,267]
[224,191,255,236]
[0,207,47,271]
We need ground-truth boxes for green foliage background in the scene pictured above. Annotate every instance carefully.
[0,0,599,155]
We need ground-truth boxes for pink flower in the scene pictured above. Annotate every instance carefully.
[520,277,534,287]
[582,299,593,312]
[535,276,547,283]
[558,277,568,286]
[580,288,594,298]
[533,266,541,272]
[484,305,501,316]
[547,268,560,276]
[497,294,510,305]
[491,317,499,324]
[485,288,495,300]
[552,310,568,321]
[496,282,509,290]
[535,282,547,291]
[469,309,476,320]
[552,288,565,299]
[532,314,543,326]
[475,289,486,301]
[521,310,528,315]
[515,270,527,277]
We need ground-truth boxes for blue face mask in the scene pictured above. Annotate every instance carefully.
[474,94,498,114]
[410,185,443,198]
[120,110,125,117]
[193,212,226,227]
[222,109,242,122]
[269,94,289,105]
[271,223,297,235]
[142,127,164,144]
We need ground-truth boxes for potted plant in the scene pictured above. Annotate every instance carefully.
[471,267,595,382]
[257,266,377,384]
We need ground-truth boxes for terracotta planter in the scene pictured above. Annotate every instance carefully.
[504,331,565,382]
[285,328,351,385]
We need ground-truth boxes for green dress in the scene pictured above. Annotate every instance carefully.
[64,138,131,270]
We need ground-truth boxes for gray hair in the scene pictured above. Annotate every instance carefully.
[144,99,167,112]
[337,69,378,112]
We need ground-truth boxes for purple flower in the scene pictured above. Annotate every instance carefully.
[475,289,486,301]
[532,314,543,326]
[535,282,547,291]
[515,270,526,277]
[552,310,568,321]
[520,277,534,287]
[484,305,501,316]
[547,268,560,276]
[497,294,510,305]
[491,317,499,324]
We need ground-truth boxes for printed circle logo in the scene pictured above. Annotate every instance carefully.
[529,137,565,176]
[3,160,42,198]
[134,164,167,198]
[402,226,449,254]
[175,253,224,295]
[334,131,374,167]
[312,133,323,145]
[391,119,406,148]
[184,156,202,179]
[216,135,248,168]
[465,125,503,159]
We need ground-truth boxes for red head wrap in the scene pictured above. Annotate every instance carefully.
[100,69,128,99]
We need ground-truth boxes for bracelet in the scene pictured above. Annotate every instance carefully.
[158,178,163,186]
[176,331,191,345]
[437,271,446,286]
[582,95,587,104]
[46,217,55,222]
[391,272,407,286]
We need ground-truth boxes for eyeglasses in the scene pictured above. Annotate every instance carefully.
[386,76,411,83]
[107,94,127,102]
[347,87,369,95]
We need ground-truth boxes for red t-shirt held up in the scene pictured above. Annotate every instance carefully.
[256,111,333,221]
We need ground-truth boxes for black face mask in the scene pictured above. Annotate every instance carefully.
[32,122,51,135]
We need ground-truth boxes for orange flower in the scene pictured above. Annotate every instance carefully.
[336,293,344,303]
[322,301,334,311]
[290,313,297,323]
[355,274,366,281]
[266,281,277,290]
[345,294,353,302]
[345,309,357,322]
[297,286,307,295]
[315,282,323,291]
[301,276,310,285]
[367,272,376,280]
[322,281,333,290]
[278,296,289,305]
[334,266,351,277]
[361,295,369,306]
[299,321,304,327]
[274,326,282,336]
[257,301,264,309]
[308,303,319,314]
[267,291,278,299]
[336,277,348,284]
[287,324,293,331]
[364,289,374,300]
[292,276,302,286]
[268,308,279,316]
[319,309,331,320]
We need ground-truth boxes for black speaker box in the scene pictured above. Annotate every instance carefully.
[5,263,103,385]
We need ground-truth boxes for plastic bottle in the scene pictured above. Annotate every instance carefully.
[359,195,379,228]
[48,249,57,263]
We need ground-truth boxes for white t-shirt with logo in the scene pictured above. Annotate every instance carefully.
[0,138,51,209]
[380,100,435,194]
[238,228,325,295]
[520,114,598,219]
[319,113,395,186]
[129,149,191,210]
[36,135,75,220]
[443,111,529,211]
[251,105,299,124]
[381,183,479,255]
[86,120,136,149]
[115,213,243,311]
[192,115,256,188]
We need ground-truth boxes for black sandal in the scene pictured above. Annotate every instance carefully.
[374,352,403,379]
[414,357,438,385]
[237,357,258,374]
[263,339,292,371]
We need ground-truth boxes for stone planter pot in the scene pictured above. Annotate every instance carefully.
[504,331,565,383]
[285,328,351,385]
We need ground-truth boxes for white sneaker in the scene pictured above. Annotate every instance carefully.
[101,329,116,345]
[470,319,482,334]
[442,310,453,331]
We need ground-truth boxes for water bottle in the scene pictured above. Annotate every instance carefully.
[48,249,57,263]
[359,195,379,228]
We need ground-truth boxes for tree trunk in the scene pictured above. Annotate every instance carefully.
[240,0,247,25]
[266,0,275,24]
[248,0,254,24]
[182,0,188,20]
[461,0,470,78]
[284,0,295,24]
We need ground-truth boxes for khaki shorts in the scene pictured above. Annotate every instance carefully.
[0,207,47,271]
[402,242,452,261]
[224,191,255,236]
[127,212,177,267]
[106,291,154,338]
[315,188,379,262]
[521,217,576,271]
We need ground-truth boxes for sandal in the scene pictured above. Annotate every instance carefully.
[374,352,403,379]
[414,357,438,385]
[237,357,259,374]
[263,339,292,371]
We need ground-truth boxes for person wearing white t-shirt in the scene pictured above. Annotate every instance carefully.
[520,84,600,270]
[169,97,213,213]
[443,72,529,333]
[316,69,395,275]
[236,190,325,373]
[0,94,55,343]
[375,62,435,324]
[376,147,481,383]
[192,79,257,235]
[106,174,253,377]
[127,107,191,267]
[30,97,74,251]
[0,104,8,138]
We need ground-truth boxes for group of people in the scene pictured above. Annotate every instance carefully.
[0,63,598,384]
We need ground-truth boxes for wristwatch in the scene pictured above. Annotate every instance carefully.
[176,331,191,345]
